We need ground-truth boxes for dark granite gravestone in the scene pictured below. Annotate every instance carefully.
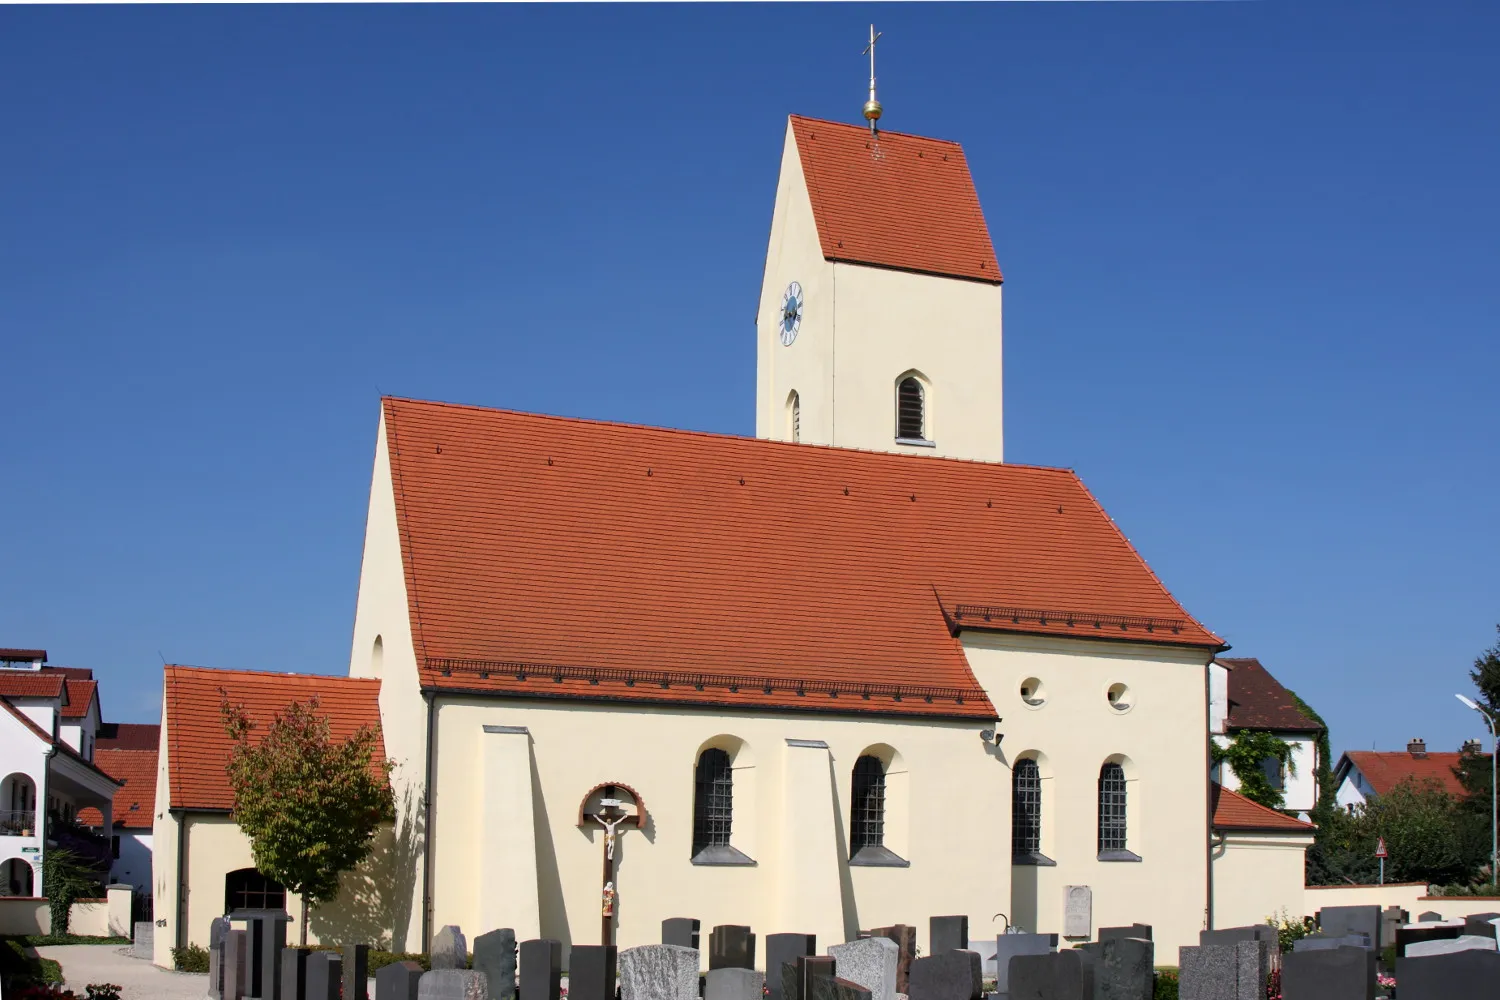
[1099,937,1152,1000]
[1198,926,1277,949]
[1397,948,1500,999]
[1396,923,1463,956]
[375,960,425,1000]
[1417,911,1444,922]
[232,909,293,1000]
[993,934,1056,996]
[1317,906,1382,950]
[1177,945,1236,1000]
[709,925,756,971]
[766,933,817,1000]
[305,951,343,1000]
[928,917,968,957]
[211,917,233,1000]
[1464,912,1500,938]
[663,918,701,950]
[570,945,618,1000]
[1294,934,1370,952]
[343,944,371,1000]
[280,949,308,1000]
[810,976,871,1000]
[906,950,980,1000]
[224,929,250,1000]
[432,926,468,970]
[519,938,562,1000]
[706,968,765,1000]
[474,929,518,1000]
[1006,950,1098,1000]
[868,926,915,994]
[782,955,835,1000]
[1280,946,1374,1000]
[1098,925,1152,943]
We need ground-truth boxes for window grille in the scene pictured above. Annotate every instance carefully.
[692,748,734,853]
[1012,758,1042,856]
[897,378,924,440]
[790,392,801,443]
[850,755,887,851]
[224,868,286,913]
[1098,763,1128,852]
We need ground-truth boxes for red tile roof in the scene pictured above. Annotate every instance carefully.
[97,722,160,752]
[0,649,46,661]
[1211,783,1315,833]
[1340,750,1474,799]
[59,680,98,720]
[1218,657,1321,733]
[0,673,67,700]
[789,115,1001,285]
[78,748,158,830]
[40,666,94,681]
[383,398,1221,721]
[163,665,385,812]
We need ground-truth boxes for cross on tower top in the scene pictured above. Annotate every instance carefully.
[862,24,883,134]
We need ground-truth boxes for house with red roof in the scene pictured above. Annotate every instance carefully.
[77,723,162,895]
[1333,739,1482,811]
[1209,657,1326,819]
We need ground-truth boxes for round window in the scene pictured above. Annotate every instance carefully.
[1107,683,1133,712]
[1020,678,1046,708]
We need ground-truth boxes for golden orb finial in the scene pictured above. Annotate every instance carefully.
[863,99,883,123]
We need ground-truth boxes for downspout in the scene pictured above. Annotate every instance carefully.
[420,690,436,949]
[40,746,56,898]
[172,808,188,950]
[1204,649,1227,931]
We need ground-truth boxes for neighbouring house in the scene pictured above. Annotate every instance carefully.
[1333,739,1479,811]
[1209,657,1324,819]
[79,723,160,897]
[0,648,121,897]
[1210,782,1316,928]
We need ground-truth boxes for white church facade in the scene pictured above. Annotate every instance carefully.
[152,113,1311,966]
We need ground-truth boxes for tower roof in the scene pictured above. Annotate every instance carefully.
[789,115,1001,285]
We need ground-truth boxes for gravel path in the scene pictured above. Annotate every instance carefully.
[33,945,209,1000]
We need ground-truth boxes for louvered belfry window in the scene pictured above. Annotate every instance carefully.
[1098,763,1128,852]
[692,748,734,853]
[897,377,925,440]
[1012,758,1042,856]
[850,755,887,851]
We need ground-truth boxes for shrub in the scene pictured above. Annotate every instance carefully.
[171,944,210,973]
[1266,908,1312,953]
[1153,968,1179,1000]
[368,951,430,973]
[84,987,121,1000]
[13,987,76,1000]
[0,937,65,989]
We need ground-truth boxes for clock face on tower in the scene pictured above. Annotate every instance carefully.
[779,281,804,346]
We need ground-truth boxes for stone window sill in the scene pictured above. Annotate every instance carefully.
[895,437,936,449]
[849,845,910,868]
[690,844,757,866]
[1097,849,1142,862]
[1011,851,1057,867]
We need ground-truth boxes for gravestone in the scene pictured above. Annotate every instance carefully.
[705,968,764,1000]
[1405,934,1497,956]
[619,944,701,1000]
[709,925,756,971]
[519,939,561,1000]
[305,951,343,1000]
[224,929,250,1000]
[1398,948,1500,1000]
[766,933,817,1000]
[1464,912,1500,938]
[782,955,836,1000]
[811,977,871,1000]
[210,916,232,999]
[433,926,469,970]
[1317,906,1382,950]
[1198,926,1277,950]
[1006,950,1097,1000]
[1417,911,1444,922]
[827,937,897,1000]
[1397,923,1463,956]
[1233,939,1272,1000]
[233,909,292,1000]
[281,949,308,1000]
[906,950,980,1000]
[376,960,426,1000]
[344,944,371,1000]
[663,918,701,950]
[1294,934,1370,952]
[1098,924,1152,943]
[1177,944,1236,1000]
[1281,945,1375,1000]
[134,921,156,962]
[868,926,915,993]
[1063,887,1092,939]
[473,929,518,1000]
[1099,937,1153,1000]
[993,933,1056,995]
[418,970,490,1000]
[1380,907,1408,948]
[570,945,618,1000]
[929,916,968,957]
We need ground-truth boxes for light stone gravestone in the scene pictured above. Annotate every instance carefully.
[1233,939,1271,1000]
[827,937,897,1000]
[433,926,469,971]
[224,929,250,1000]
[134,921,156,962]
[619,944,700,1000]
[281,948,309,1000]
[1405,934,1497,956]
[473,929,518,1000]
[209,916,231,999]
[992,933,1056,995]
[705,968,765,1000]
[1177,944,1237,1000]
[345,943,372,1000]
[811,977,871,1000]
[376,961,425,1000]
[1063,887,1092,939]
[418,970,490,1000]
[306,951,343,1000]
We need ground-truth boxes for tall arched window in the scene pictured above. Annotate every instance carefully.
[1098,762,1130,856]
[692,748,733,854]
[896,377,925,441]
[371,635,384,678]
[1012,759,1045,861]
[787,391,801,443]
[224,867,286,914]
[850,755,887,851]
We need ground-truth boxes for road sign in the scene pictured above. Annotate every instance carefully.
[1376,837,1388,858]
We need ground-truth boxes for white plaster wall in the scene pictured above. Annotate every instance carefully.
[1304,882,1428,916]
[428,696,1008,966]
[0,705,49,896]
[1213,734,1317,815]
[961,632,1213,956]
[69,898,110,937]
[112,830,153,895]
[13,700,56,740]
[1211,832,1313,928]
[152,689,179,968]
[1207,664,1228,736]
[1335,773,1367,810]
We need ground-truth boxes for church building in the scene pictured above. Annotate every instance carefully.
[154,112,1246,965]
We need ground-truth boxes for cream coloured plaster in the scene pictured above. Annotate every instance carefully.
[152,688,179,967]
[1210,831,1313,928]
[479,727,541,940]
[429,696,1007,965]
[961,631,1213,955]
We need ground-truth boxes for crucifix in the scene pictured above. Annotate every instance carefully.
[862,24,884,135]
[579,782,645,948]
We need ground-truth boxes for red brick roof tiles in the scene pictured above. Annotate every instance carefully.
[1340,750,1475,799]
[0,673,67,700]
[60,680,98,720]
[0,649,46,662]
[1211,783,1315,833]
[163,665,384,812]
[97,722,160,752]
[1218,657,1321,733]
[789,115,1001,284]
[384,398,1221,721]
[78,748,157,830]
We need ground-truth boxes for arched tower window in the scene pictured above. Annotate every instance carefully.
[1012,758,1042,858]
[692,748,733,855]
[224,867,286,914]
[371,635,384,678]
[850,755,887,852]
[1098,762,1129,854]
[787,391,801,443]
[896,377,925,441]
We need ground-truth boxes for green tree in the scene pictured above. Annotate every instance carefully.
[221,694,394,945]
[1456,625,1500,879]
[1212,730,1297,810]
[42,846,103,935]
[1308,778,1476,886]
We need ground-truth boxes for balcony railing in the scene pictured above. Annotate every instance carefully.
[0,810,37,837]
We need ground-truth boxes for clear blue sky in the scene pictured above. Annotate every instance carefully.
[2,3,1496,757]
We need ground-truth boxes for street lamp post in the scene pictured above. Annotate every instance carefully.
[1456,694,1498,884]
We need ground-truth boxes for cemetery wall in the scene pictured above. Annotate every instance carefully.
[1307,882,1500,922]
[0,898,48,935]
[67,897,109,937]
[959,631,1213,957]
[428,695,1008,964]
[1211,831,1313,927]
